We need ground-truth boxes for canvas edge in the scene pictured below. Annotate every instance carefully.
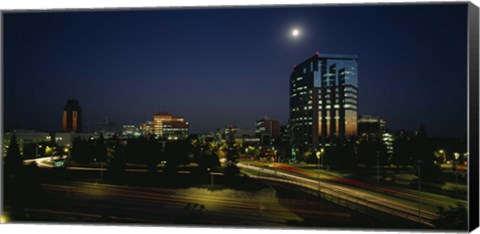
[468,1,479,232]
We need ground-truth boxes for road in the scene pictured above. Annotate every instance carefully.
[16,156,459,228]
[4,180,365,227]
[237,162,461,227]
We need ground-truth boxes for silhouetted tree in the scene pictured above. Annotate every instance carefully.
[5,133,23,174]
[392,130,415,166]
[107,136,126,179]
[164,140,191,175]
[71,137,94,163]
[327,139,357,170]
[146,138,163,175]
[357,136,388,167]
[4,162,42,209]
[93,134,107,163]
[224,146,240,178]
[194,143,220,174]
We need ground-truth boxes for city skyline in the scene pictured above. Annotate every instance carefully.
[2,3,476,230]
[4,4,468,137]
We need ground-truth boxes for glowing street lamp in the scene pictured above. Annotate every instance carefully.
[35,144,43,159]
[438,149,446,163]
[454,152,460,196]
[315,148,325,196]
[207,168,213,186]
[415,159,424,225]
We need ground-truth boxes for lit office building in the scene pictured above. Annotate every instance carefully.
[220,126,259,146]
[358,115,394,157]
[62,100,82,132]
[139,121,154,135]
[289,53,358,149]
[255,118,280,146]
[358,115,386,136]
[3,130,50,157]
[3,130,91,158]
[122,125,141,138]
[153,113,189,140]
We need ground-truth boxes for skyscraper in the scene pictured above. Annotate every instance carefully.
[62,100,82,132]
[289,53,358,150]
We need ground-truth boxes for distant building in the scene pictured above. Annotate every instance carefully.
[62,100,82,132]
[54,132,93,147]
[3,130,51,157]
[358,115,387,136]
[3,130,92,158]
[255,118,280,146]
[202,126,259,146]
[122,125,141,138]
[225,126,258,146]
[153,113,189,140]
[289,53,358,151]
[358,115,393,158]
[139,121,154,135]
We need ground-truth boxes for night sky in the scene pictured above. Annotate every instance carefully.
[3,4,468,136]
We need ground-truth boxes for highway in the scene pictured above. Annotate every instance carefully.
[5,180,362,226]
[237,162,444,227]
[17,156,454,227]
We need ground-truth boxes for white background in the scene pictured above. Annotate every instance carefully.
[0,0,479,234]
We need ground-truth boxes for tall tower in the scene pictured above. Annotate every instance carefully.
[289,53,358,150]
[62,100,82,132]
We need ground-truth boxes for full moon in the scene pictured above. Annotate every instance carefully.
[291,28,300,37]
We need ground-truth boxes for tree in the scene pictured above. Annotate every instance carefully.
[145,137,162,175]
[5,133,23,174]
[357,136,388,167]
[224,146,240,178]
[4,162,42,208]
[194,142,220,174]
[93,134,107,163]
[71,137,94,163]
[327,139,357,170]
[107,136,126,179]
[164,140,191,175]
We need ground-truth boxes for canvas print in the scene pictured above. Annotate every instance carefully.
[1,3,479,231]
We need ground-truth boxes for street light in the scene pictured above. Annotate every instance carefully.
[207,168,213,186]
[439,149,447,164]
[94,158,103,181]
[415,159,424,226]
[35,144,43,159]
[454,152,460,197]
[376,151,380,185]
[315,148,324,197]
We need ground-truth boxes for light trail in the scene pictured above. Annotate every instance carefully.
[238,162,437,227]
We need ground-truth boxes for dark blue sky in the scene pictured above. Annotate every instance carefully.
[4,4,468,136]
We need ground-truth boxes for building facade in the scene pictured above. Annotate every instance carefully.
[289,53,358,150]
[358,115,386,136]
[153,113,189,140]
[358,115,394,159]
[3,130,92,158]
[255,118,280,146]
[62,100,82,132]
[139,121,154,135]
[122,125,141,138]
